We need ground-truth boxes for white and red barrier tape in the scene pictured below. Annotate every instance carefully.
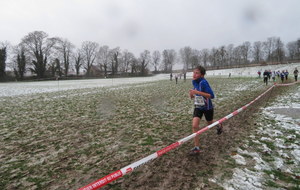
[275,81,299,86]
[79,81,299,190]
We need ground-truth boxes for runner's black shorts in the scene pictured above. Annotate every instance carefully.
[193,108,214,121]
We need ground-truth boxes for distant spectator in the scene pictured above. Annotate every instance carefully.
[175,74,178,84]
[258,71,261,78]
[170,73,173,81]
[229,73,231,78]
[294,68,299,81]
[183,72,186,82]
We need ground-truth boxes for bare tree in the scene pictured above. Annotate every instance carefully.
[226,44,234,66]
[55,38,74,77]
[191,49,200,69]
[21,31,58,78]
[252,41,263,64]
[130,57,139,74]
[162,49,177,72]
[48,58,56,77]
[97,45,110,77]
[47,57,60,78]
[286,41,298,60]
[179,46,192,70]
[233,46,243,65]
[200,49,209,67]
[218,46,227,67]
[108,47,121,76]
[297,39,300,59]
[0,43,8,79]
[139,50,151,75]
[12,44,29,79]
[240,41,251,64]
[120,50,135,73]
[209,48,219,67]
[81,41,99,76]
[152,50,161,73]
[274,37,285,62]
[263,37,276,62]
[73,49,83,76]
[54,58,62,77]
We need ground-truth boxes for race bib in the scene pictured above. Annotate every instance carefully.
[194,96,205,107]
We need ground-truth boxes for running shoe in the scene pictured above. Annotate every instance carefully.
[189,146,201,155]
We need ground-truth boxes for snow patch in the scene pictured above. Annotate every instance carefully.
[232,154,247,165]
[221,168,263,190]
[273,157,284,169]
[291,149,300,163]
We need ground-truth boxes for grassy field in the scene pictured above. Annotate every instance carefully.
[0,77,299,189]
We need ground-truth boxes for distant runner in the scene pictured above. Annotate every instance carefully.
[294,68,298,81]
[175,74,178,84]
[271,71,276,82]
[189,66,222,155]
[285,70,289,80]
[280,71,285,83]
[263,70,269,85]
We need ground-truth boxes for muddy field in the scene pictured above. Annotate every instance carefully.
[0,77,299,189]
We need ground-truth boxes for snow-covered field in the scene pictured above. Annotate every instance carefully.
[1,62,299,97]
[0,74,170,97]
[207,62,300,77]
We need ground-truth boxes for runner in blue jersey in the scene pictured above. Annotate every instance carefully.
[189,66,222,155]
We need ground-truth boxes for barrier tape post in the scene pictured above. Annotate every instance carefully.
[79,81,299,190]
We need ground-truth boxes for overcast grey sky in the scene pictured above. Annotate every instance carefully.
[1,0,300,56]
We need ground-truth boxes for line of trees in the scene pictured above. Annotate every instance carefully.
[1,31,300,81]
[180,37,300,71]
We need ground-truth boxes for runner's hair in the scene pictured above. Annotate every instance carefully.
[195,65,206,75]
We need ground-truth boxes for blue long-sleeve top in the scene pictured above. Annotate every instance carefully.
[192,78,214,110]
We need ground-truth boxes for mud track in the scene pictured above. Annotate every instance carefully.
[103,86,289,190]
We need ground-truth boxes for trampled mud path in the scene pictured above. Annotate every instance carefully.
[103,85,290,190]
